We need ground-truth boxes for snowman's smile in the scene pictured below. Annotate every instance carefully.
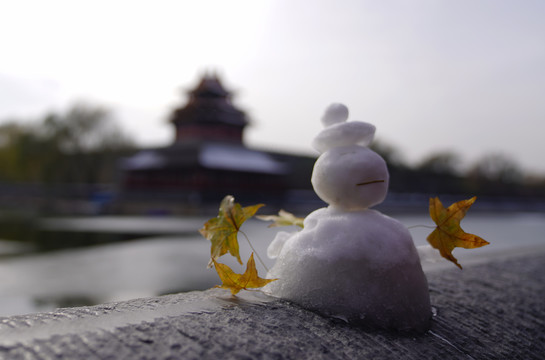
[356,179,385,186]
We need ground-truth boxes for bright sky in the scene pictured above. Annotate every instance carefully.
[1,0,544,174]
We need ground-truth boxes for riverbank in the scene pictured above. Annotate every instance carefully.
[0,251,543,359]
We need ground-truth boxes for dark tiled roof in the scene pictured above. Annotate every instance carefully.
[170,75,248,127]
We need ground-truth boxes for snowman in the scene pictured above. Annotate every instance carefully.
[263,104,431,332]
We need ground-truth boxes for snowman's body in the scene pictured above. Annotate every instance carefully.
[263,104,431,331]
[265,207,431,331]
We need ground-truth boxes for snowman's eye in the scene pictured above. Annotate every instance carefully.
[356,180,385,186]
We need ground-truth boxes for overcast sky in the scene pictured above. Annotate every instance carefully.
[1,0,544,174]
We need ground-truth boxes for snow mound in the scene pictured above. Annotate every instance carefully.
[263,208,431,332]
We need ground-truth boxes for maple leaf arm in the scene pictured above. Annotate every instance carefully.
[200,196,263,267]
[427,228,463,269]
[213,253,277,295]
[427,196,490,269]
[256,210,305,228]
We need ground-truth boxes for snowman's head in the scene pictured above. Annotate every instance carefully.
[311,103,389,210]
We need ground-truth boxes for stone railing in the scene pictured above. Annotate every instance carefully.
[1,253,543,359]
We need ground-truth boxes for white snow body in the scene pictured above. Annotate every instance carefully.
[263,207,431,332]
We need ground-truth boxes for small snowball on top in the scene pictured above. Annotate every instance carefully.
[312,103,376,154]
[320,103,349,127]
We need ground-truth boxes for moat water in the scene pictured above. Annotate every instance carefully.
[0,211,544,317]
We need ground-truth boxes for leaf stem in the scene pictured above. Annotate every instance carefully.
[239,230,269,272]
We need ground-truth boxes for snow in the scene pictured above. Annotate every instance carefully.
[312,121,376,153]
[266,231,292,259]
[320,103,349,127]
[313,103,375,153]
[263,103,431,331]
[263,208,431,331]
[199,144,287,174]
[311,145,389,210]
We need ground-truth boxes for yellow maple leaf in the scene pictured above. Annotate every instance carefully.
[199,195,264,267]
[213,253,277,295]
[256,209,305,228]
[427,196,489,269]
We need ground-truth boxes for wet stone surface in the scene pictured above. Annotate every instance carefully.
[0,253,544,359]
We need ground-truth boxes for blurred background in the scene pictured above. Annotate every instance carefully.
[0,0,544,316]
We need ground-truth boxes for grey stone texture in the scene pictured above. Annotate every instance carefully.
[0,253,543,359]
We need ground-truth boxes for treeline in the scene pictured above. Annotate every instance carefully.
[0,103,136,185]
[371,142,545,201]
[1,102,543,211]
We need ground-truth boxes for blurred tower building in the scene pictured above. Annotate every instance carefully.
[120,74,317,214]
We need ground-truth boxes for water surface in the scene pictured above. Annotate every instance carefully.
[0,212,543,317]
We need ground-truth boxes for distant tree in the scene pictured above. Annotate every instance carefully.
[468,153,523,184]
[0,122,45,181]
[42,103,134,153]
[0,103,136,184]
[417,151,462,176]
[464,153,525,197]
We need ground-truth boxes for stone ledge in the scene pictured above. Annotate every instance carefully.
[1,253,544,359]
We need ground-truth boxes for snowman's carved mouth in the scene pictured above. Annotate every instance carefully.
[356,180,385,186]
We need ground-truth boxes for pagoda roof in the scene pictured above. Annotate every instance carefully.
[122,141,288,175]
[189,75,230,98]
[170,74,248,127]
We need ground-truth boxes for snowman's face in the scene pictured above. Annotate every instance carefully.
[311,145,389,210]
